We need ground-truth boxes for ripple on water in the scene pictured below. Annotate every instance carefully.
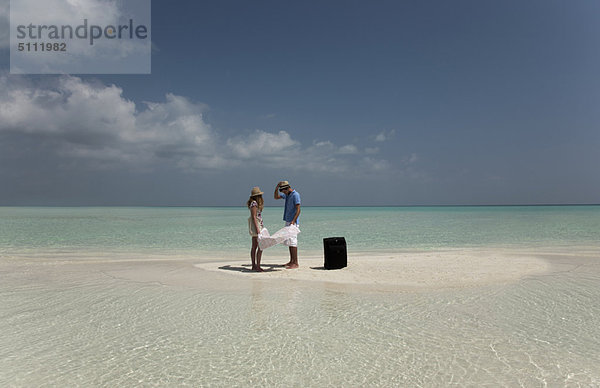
[1,260,600,386]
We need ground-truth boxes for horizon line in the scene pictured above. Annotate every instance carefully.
[1,203,599,208]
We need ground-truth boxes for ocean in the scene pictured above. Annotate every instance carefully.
[1,206,599,386]
[1,205,599,255]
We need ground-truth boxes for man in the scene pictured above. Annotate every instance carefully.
[274,180,301,269]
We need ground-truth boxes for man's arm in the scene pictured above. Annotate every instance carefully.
[274,182,284,200]
[291,204,301,225]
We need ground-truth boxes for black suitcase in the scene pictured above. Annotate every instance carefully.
[323,237,347,270]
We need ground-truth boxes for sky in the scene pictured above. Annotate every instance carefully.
[0,0,599,206]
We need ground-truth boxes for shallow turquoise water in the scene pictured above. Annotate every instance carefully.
[0,206,599,254]
[1,206,600,386]
[1,251,600,386]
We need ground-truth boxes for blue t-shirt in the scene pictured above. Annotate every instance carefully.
[280,190,301,223]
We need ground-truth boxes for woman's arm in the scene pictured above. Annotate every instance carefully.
[250,205,261,232]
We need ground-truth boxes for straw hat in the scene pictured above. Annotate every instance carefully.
[250,186,264,196]
[278,181,291,189]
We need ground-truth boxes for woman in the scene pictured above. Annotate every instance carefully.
[247,186,264,272]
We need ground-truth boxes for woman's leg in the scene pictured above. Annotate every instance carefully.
[256,247,263,272]
[251,237,258,270]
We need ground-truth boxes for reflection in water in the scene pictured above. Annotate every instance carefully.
[249,280,267,329]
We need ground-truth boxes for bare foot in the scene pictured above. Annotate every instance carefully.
[255,267,264,272]
[285,263,299,269]
[282,262,292,267]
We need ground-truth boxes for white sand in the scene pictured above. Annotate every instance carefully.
[11,247,588,292]
[194,249,552,291]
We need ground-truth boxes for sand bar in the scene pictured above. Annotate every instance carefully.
[5,247,598,292]
[193,248,558,291]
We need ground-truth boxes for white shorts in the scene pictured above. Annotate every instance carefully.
[283,222,298,247]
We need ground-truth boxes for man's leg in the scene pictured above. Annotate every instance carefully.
[283,248,292,267]
[286,246,298,269]
[282,223,293,266]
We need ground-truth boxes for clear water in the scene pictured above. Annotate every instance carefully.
[1,206,599,254]
[1,206,600,386]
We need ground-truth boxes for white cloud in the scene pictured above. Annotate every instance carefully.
[337,144,358,154]
[227,130,297,159]
[361,157,390,171]
[404,153,418,164]
[0,75,392,175]
[374,129,396,142]
[314,140,334,148]
[0,75,217,170]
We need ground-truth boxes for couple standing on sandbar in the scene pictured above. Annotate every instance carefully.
[247,180,301,272]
